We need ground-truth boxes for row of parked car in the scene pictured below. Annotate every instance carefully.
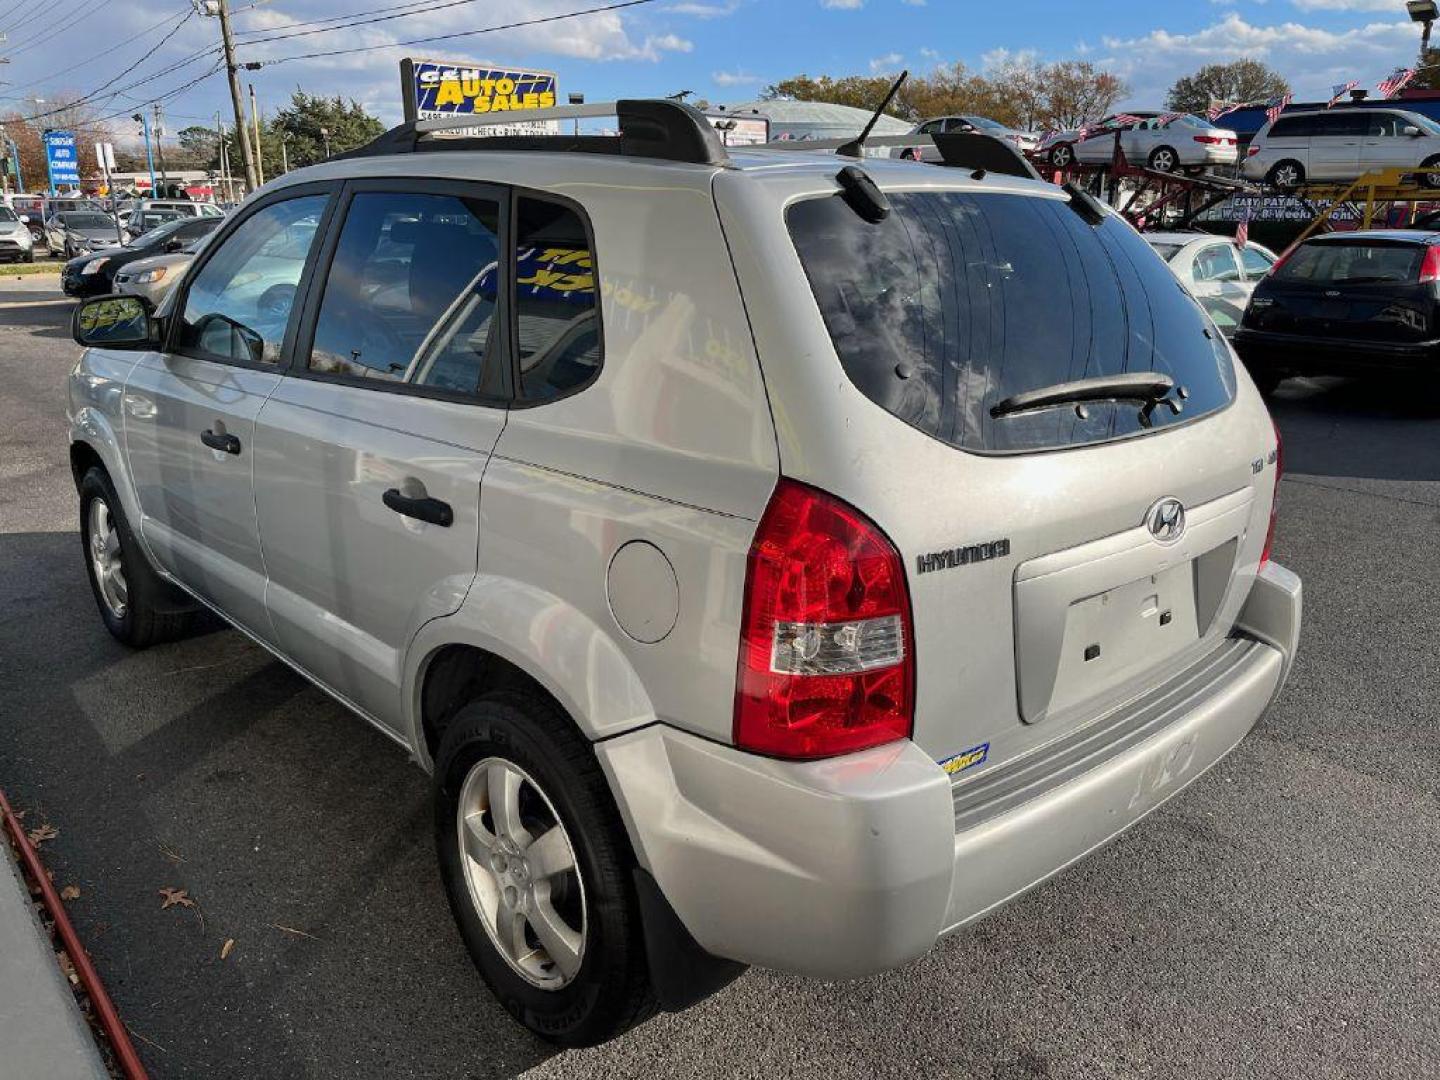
[60,211,222,302]
[0,195,226,261]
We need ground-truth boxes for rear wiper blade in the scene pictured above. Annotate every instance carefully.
[990,371,1177,420]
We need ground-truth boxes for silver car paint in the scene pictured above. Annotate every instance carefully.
[1242,108,1440,183]
[69,146,1301,980]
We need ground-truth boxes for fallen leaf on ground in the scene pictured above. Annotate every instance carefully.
[220,938,235,960]
[272,923,321,941]
[55,950,79,985]
[158,887,194,910]
[27,823,58,845]
[59,885,80,901]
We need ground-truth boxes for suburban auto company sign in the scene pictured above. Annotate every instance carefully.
[43,130,80,189]
[400,58,558,136]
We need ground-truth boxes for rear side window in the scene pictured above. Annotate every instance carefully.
[785,191,1235,454]
[1274,242,1423,284]
[1268,116,1309,138]
[308,190,503,395]
[513,197,601,402]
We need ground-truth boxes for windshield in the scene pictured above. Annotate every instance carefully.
[786,190,1235,454]
[1164,114,1210,130]
[963,115,1009,133]
[0,208,16,223]
[1400,111,1440,135]
[127,218,186,249]
[1274,241,1423,284]
[62,213,113,230]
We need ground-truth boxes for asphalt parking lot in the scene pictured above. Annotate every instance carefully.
[2,274,1438,1080]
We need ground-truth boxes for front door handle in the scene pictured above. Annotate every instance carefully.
[383,487,453,527]
[201,429,241,455]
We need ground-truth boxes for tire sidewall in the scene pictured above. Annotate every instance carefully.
[79,468,133,640]
[434,698,639,1045]
[1149,146,1178,172]
[1269,161,1302,189]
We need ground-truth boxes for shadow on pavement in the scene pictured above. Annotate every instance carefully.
[1267,376,1440,483]
[0,529,557,1080]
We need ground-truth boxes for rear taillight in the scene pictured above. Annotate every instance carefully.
[1247,145,1260,157]
[1267,246,1296,276]
[1194,135,1222,144]
[1419,245,1440,283]
[734,479,914,760]
[1261,420,1283,566]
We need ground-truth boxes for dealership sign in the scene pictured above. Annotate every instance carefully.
[43,130,80,191]
[400,58,558,136]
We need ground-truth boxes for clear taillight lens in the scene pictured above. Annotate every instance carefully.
[734,479,914,760]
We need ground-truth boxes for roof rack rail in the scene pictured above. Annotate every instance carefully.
[334,98,730,167]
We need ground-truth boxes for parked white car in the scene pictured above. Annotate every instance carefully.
[66,99,1300,1048]
[1043,112,1239,173]
[0,206,36,262]
[1241,107,1440,188]
[1144,232,1278,336]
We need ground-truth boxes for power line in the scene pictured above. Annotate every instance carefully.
[234,0,455,40]
[258,0,657,66]
[19,7,193,92]
[16,41,218,123]
[3,0,117,60]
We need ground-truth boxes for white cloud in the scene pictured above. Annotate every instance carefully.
[821,0,864,9]
[667,1,740,16]
[902,0,926,6]
[712,69,763,86]
[980,46,1039,71]
[1291,0,1401,10]
[1097,13,1417,104]
[868,51,904,73]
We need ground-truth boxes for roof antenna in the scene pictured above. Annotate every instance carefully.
[837,69,908,159]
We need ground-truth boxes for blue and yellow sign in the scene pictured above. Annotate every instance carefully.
[402,58,558,134]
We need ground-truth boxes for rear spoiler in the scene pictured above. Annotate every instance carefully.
[757,131,1041,181]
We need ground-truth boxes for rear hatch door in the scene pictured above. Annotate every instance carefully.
[735,175,1279,776]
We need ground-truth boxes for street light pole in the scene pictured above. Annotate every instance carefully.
[152,103,169,195]
[132,112,155,195]
[319,126,330,158]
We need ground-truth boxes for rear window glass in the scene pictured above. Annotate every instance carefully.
[785,191,1235,454]
[1274,242,1423,284]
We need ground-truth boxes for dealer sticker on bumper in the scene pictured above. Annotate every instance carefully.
[939,742,989,776]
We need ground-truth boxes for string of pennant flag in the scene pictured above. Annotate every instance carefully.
[1204,66,1422,125]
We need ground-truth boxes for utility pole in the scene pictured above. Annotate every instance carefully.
[153,103,169,195]
[249,82,264,186]
[205,0,257,194]
[216,113,231,202]
[132,112,156,195]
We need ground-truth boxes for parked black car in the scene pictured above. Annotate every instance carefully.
[1234,230,1440,393]
[60,215,224,298]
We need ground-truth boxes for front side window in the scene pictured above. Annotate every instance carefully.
[308,190,502,395]
[513,197,601,401]
[177,195,326,365]
[1367,114,1402,138]
[786,190,1235,454]
[1240,246,1275,279]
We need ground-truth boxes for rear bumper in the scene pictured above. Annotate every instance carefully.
[599,562,1302,979]
[1235,328,1440,374]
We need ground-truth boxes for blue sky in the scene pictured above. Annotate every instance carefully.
[4,0,1431,141]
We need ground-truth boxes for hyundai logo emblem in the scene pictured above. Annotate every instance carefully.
[1145,497,1186,545]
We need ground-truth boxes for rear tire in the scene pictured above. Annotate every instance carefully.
[78,467,194,648]
[1267,160,1304,189]
[1049,142,1074,169]
[434,690,657,1047]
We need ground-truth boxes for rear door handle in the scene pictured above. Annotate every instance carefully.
[201,429,241,455]
[383,488,453,527]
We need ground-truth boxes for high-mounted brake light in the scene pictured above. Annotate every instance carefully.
[734,479,914,760]
[1261,419,1283,566]
[1418,244,1440,284]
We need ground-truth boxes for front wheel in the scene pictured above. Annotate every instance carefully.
[1419,156,1440,189]
[1049,142,1074,169]
[434,691,656,1046]
[79,467,194,647]
[1148,145,1179,173]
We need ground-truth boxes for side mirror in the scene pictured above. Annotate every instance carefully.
[1405,125,1424,137]
[17,214,28,223]
[72,295,160,350]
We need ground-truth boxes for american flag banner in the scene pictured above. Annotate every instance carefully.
[1236,211,1251,250]
[1378,67,1416,98]
[1207,100,1240,122]
[1076,113,1145,142]
[1327,80,1359,108]
[1156,112,1186,127]
[1265,94,1292,126]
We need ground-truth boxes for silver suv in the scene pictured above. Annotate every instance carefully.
[67,100,1301,1047]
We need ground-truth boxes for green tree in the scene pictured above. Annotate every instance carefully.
[1166,59,1290,115]
[270,90,384,169]
[1412,47,1440,91]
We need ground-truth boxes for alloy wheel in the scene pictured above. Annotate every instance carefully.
[456,756,586,990]
[88,497,128,618]
[1152,149,1176,172]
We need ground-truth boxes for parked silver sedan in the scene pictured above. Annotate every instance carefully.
[1145,231,1277,336]
[113,237,207,306]
[1043,113,1239,172]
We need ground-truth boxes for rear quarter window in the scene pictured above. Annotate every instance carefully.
[785,190,1235,454]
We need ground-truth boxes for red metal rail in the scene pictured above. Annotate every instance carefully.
[0,786,150,1080]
